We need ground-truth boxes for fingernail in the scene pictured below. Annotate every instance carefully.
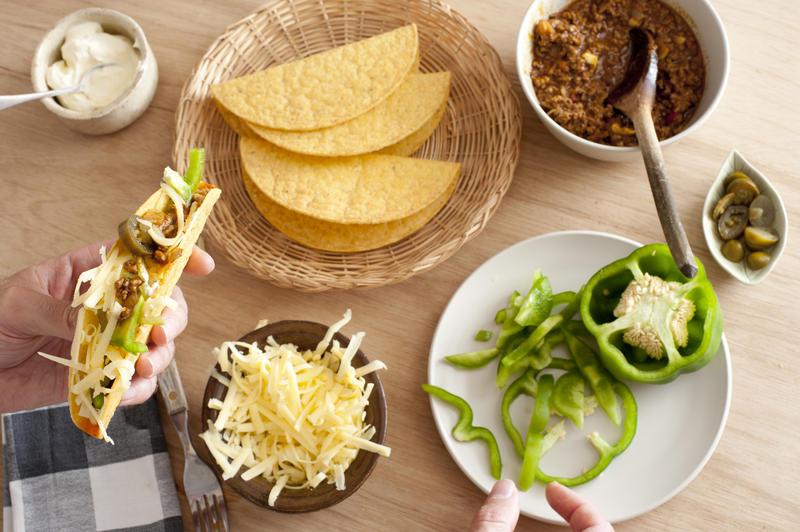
[489,479,516,499]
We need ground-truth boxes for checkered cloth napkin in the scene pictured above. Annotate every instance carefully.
[2,397,182,532]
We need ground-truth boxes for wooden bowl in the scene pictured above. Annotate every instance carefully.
[199,320,387,512]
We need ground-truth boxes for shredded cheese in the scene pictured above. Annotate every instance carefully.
[199,310,390,506]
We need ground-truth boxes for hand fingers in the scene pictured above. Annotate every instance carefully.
[120,374,157,406]
[150,286,188,346]
[184,245,215,276]
[0,285,78,342]
[123,342,176,404]
[136,341,175,379]
[470,479,520,532]
[545,482,614,532]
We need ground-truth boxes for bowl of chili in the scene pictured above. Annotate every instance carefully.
[516,0,729,162]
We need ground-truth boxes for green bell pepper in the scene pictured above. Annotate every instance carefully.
[535,380,637,486]
[110,295,148,354]
[519,373,554,490]
[164,147,206,203]
[495,330,558,389]
[496,290,523,350]
[551,369,587,428]
[474,329,494,342]
[500,368,538,458]
[422,384,502,479]
[580,243,724,383]
[514,270,553,327]
[563,327,621,426]
[446,348,499,369]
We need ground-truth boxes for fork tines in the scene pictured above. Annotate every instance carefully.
[190,492,229,532]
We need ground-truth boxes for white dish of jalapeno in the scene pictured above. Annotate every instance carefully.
[425,230,731,524]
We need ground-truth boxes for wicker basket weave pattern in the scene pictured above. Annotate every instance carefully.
[173,0,521,292]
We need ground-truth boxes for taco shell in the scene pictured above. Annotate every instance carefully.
[68,183,220,440]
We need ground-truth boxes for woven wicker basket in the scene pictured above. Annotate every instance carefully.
[173,0,521,292]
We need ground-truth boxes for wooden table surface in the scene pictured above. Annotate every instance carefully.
[1,1,798,530]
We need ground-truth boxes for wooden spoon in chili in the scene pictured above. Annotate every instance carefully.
[608,27,698,278]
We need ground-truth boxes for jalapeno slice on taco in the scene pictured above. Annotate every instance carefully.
[40,149,220,442]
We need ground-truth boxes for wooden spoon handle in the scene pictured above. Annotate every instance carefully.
[630,107,698,278]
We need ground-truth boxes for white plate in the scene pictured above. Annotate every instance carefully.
[427,230,731,524]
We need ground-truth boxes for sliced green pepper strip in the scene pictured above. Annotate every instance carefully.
[474,329,494,342]
[547,357,576,372]
[184,147,205,194]
[501,314,564,368]
[562,319,590,336]
[495,333,528,388]
[536,380,637,486]
[557,287,583,320]
[494,308,507,324]
[496,330,563,389]
[90,388,104,410]
[514,270,553,327]
[562,327,620,426]
[422,384,502,479]
[552,369,586,428]
[164,147,205,203]
[110,295,148,354]
[519,373,554,490]
[446,348,499,370]
[496,290,524,350]
[550,290,576,312]
[500,368,538,458]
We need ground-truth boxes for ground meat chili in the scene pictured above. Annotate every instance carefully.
[530,0,705,147]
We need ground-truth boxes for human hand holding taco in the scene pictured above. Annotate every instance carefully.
[21,148,220,441]
[0,244,214,413]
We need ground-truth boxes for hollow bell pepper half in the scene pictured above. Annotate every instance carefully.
[580,243,723,384]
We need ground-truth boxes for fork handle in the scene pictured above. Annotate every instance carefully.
[157,358,189,415]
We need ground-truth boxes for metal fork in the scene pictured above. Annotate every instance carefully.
[158,359,229,532]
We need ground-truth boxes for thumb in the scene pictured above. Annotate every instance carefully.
[470,479,520,532]
[546,482,613,532]
[1,285,79,341]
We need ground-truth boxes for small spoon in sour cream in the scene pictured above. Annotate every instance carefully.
[0,62,120,112]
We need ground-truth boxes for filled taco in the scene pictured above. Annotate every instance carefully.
[40,148,220,442]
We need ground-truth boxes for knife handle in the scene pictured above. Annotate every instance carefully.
[157,358,188,416]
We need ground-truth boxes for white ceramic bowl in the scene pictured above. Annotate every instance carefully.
[516,0,729,162]
[702,150,788,285]
[31,8,158,135]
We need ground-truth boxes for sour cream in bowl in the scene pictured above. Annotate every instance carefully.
[45,21,140,113]
[31,8,158,135]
